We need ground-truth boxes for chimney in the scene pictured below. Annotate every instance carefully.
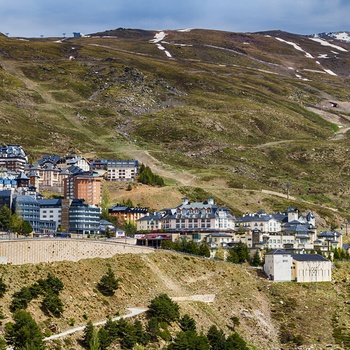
[182,197,189,205]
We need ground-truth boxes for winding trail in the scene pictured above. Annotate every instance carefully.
[44,307,147,341]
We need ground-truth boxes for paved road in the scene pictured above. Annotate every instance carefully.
[44,307,148,341]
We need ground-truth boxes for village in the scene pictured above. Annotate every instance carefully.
[0,145,344,283]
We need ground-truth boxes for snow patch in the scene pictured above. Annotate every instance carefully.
[329,31,350,43]
[150,31,166,43]
[304,69,326,74]
[275,37,313,58]
[324,69,337,76]
[150,31,173,58]
[318,54,328,58]
[177,28,193,32]
[309,37,348,52]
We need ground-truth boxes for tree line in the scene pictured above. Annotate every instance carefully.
[82,293,249,350]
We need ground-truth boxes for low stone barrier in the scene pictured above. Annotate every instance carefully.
[0,239,153,265]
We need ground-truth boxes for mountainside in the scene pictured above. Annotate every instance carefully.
[2,29,350,348]
[1,28,350,216]
[1,250,350,349]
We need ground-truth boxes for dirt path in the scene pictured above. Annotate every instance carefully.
[141,255,184,296]
[117,146,197,186]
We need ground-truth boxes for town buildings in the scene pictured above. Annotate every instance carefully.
[0,145,27,172]
[90,159,138,181]
[109,204,149,224]
[64,171,103,206]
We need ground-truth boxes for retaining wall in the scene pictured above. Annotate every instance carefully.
[0,239,153,265]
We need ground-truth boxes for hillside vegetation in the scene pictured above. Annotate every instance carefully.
[1,29,350,217]
[2,28,350,348]
[1,250,350,349]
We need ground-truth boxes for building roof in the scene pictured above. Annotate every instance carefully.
[206,232,233,237]
[137,213,163,221]
[109,205,148,214]
[318,231,341,238]
[38,199,62,206]
[265,249,290,255]
[292,254,328,262]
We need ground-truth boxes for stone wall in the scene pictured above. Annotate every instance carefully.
[0,239,153,265]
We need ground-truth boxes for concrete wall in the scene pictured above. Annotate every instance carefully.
[0,239,153,265]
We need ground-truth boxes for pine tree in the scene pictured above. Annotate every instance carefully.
[198,242,211,257]
[148,293,180,324]
[21,221,33,236]
[226,332,249,350]
[251,250,261,266]
[89,329,101,350]
[98,327,111,350]
[0,276,7,298]
[207,325,226,350]
[83,321,94,349]
[0,205,12,231]
[98,268,121,296]
[179,314,196,332]
[5,310,44,350]
[42,292,64,317]
[101,185,111,220]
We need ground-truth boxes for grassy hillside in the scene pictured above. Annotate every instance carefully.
[0,250,350,349]
[2,28,350,222]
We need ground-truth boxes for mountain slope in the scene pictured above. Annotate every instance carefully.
[1,250,350,349]
[1,28,350,214]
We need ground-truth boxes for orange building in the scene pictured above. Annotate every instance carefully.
[64,173,103,206]
[108,204,148,224]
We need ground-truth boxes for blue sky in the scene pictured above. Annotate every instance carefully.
[1,0,350,38]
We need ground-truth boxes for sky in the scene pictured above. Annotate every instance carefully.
[1,0,350,38]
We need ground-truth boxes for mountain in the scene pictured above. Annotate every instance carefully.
[1,28,350,219]
[314,31,350,43]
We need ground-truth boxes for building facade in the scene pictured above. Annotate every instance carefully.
[264,250,332,282]
[160,197,235,233]
[0,145,28,173]
[64,172,103,206]
[109,205,149,224]
[68,198,101,235]
[90,159,139,181]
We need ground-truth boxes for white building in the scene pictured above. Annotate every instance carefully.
[292,254,332,283]
[160,197,235,232]
[264,250,332,282]
[38,199,62,231]
[264,250,293,281]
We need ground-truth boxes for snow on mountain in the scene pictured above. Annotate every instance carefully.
[312,31,350,43]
